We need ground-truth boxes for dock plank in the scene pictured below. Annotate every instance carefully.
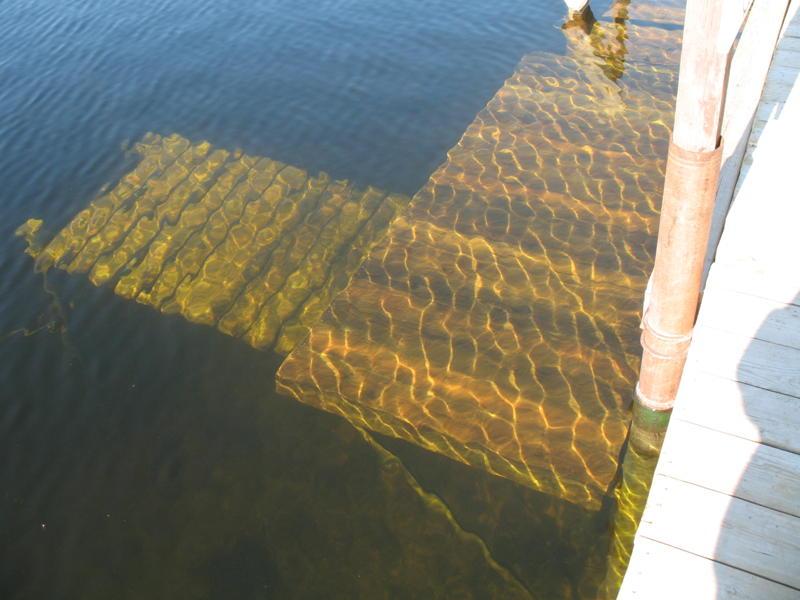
[755,99,785,121]
[658,419,800,516]
[697,288,800,348]
[784,4,800,37]
[762,68,798,101]
[779,35,800,51]
[638,476,800,589]
[673,372,800,454]
[776,47,800,66]
[705,261,800,306]
[689,328,800,398]
[619,537,800,599]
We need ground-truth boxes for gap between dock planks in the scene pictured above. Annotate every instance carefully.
[656,419,800,517]
[636,476,800,589]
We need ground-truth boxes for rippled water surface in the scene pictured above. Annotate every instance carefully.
[1,0,680,597]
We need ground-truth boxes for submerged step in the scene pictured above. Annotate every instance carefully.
[18,133,409,355]
[278,43,677,510]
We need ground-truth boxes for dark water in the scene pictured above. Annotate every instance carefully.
[0,0,630,598]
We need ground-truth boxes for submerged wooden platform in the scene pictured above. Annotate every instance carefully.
[619,4,800,597]
[278,1,685,510]
[15,0,687,512]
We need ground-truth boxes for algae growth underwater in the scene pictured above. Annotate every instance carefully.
[1,0,682,597]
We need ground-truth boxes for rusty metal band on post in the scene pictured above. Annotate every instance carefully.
[636,139,723,412]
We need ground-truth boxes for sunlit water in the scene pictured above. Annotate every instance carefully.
[1,0,680,597]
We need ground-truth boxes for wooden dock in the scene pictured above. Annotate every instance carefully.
[618,3,800,598]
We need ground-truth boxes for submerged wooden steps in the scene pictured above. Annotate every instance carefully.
[18,134,409,354]
[278,4,683,510]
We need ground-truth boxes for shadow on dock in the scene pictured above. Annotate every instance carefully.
[713,17,800,591]
[715,291,800,597]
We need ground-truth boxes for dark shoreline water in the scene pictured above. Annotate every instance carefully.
[0,0,664,597]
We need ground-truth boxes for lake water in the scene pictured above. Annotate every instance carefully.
[0,0,682,597]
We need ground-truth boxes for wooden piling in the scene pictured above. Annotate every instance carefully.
[634,0,728,418]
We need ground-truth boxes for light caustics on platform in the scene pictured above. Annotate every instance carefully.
[18,2,683,511]
[277,6,682,510]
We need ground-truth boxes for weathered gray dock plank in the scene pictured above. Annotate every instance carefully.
[672,372,800,454]
[657,419,800,516]
[638,476,800,588]
[688,328,800,397]
[697,287,800,348]
[706,262,800,306]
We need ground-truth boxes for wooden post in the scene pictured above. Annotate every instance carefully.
[634,0,728,420]
[563,0,590,16]
[702,0,791,288]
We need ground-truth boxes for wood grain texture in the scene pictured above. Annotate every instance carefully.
[673,371,800,453]
[618,537,800,599]
[638,476,800,588]
[657,419,800,516]
[697,287,800,348]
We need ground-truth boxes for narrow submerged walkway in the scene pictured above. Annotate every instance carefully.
[17,138,409,355]
[619,5,800,597]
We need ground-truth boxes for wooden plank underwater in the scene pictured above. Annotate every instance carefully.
[16,133,410,355]
[278,3,683,509]
[15,0,685,510]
